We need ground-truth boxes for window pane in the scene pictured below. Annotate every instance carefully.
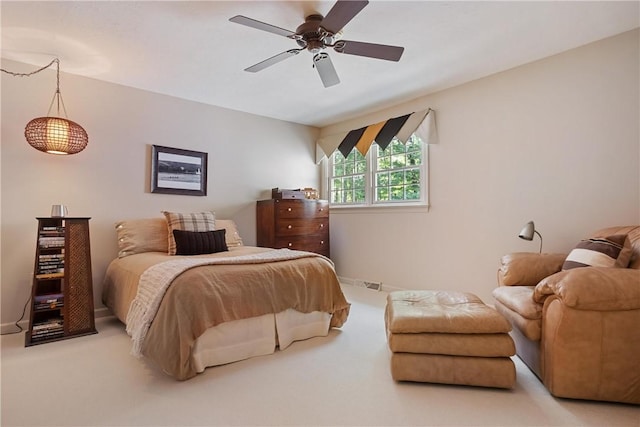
[377,155,390,170]
[376,172,389,186]
[355,188,366,202]
[406,184,420,200]
[377,187,389,201]
[390,171,404,185]
[345,161,354,175]
[354,174,365,189]
[390,186,404,200]
[407,151,421,166]
[332,178,342,190]
[355,160,366,174]
[331,191,341,203]
[392,141,405,154]
[391,154,405,168]
[344,191,353,203]
[406,168,420,184]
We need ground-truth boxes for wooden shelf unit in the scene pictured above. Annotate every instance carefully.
[256,199,330,258]
[25,217,97,347]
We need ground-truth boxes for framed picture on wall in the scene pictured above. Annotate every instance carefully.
[151,145,208,196]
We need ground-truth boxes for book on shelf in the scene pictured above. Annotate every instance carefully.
[35,272,64,279]
[41,226,65,232]
[39,253,65,261]
[31,331,65,340]
[38,237,65,247]
[34,294,64,310]
[32,318,63,332]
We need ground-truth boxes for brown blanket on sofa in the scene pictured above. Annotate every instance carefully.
[102,246,350,380]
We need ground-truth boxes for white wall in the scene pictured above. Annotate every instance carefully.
[1,60,319,326]
[322,29,639,303]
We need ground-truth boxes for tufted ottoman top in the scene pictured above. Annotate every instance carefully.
[386,290,512,334]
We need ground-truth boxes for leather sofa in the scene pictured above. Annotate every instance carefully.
[492,226,640,404]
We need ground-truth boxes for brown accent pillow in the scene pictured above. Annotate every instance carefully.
[562,234,632,270]
[162,211,216,255]
[172,229,228,255]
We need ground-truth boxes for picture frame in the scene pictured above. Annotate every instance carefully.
[151,145,208,196]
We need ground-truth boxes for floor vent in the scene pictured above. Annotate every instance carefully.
[363,281,382,291]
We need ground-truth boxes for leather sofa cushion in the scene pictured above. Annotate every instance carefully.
[534,267,640,310]
[493,299,541,341]
[492,286,541,320]
[498,252,566,286]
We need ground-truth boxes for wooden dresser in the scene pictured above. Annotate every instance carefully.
[256,199,330,258]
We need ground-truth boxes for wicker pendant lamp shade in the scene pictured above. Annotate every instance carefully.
[1,58,88,155]
[25,117,88,155]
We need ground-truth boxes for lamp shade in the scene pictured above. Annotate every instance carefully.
[518,220,543,253]
[518,221,536,241]
[25,116,88,155]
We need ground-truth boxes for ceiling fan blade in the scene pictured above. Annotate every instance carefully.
[334,40,404,62]
[320,0,369,34]
[229,15,295,38]
[313,53,340,88]
[245,50,301,73]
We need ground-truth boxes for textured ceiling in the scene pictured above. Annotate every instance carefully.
[2,1,638,128]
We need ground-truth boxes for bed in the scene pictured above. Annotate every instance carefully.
[101,213,350,380]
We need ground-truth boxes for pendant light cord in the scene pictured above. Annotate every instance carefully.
[1,58,68,117]
[1,58,59,77]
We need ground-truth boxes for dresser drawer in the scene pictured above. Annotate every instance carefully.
[275,218,328,236]
[275,236,329,257]
[275,200,329,219]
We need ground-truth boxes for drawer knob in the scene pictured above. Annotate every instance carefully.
[319,208,324,212]
[320,224,324,228]
[320,240,324,245]
[287,208,292,212]
[287,225,292,229]
[288,243,293,247]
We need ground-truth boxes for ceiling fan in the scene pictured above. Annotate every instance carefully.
[229,0,405,88]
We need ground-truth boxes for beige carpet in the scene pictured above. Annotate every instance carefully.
[1,285,638,426]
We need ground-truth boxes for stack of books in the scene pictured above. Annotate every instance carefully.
[34,293,64,310]
[37,253,65,276]
[39,226,65,249]
[31,318,64,340]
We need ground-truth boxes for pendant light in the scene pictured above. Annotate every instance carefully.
[2,58,89,155]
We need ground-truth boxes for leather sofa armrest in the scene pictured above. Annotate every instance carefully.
[498,252,567,286]
[534,267,640,310]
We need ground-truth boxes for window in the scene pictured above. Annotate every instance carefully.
[329,134,428,207]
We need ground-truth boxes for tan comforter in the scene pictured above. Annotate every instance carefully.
[102,246,350,380]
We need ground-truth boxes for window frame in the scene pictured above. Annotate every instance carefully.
[327,136,429,210]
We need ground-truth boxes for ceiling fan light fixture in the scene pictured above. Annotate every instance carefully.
[229,0,405,87]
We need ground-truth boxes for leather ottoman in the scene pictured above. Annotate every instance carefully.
[385,290,516,389]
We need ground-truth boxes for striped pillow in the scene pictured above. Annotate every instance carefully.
[162,211,216,255]
[562,234,632,270]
